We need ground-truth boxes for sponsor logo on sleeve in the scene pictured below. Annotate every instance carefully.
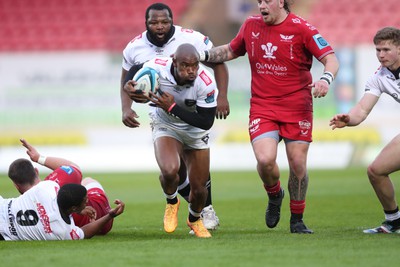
[205,90,215,103]
[312,34,329,50]
[199,70,212,86]
[203,36,210,45]
[60,166,73,175]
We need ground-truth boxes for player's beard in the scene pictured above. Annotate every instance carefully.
[146,25,175,47]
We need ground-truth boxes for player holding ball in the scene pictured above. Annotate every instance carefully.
[125,44,218,238]
[120,3,226,232]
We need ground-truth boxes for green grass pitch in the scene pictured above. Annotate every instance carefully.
[1,168,399,267]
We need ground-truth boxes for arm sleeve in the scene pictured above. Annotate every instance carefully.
[123,63,145,85]
[44,166,82,187]
[170,105,216,130]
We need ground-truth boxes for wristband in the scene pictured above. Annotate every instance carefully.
[38,155,47,165]
[168,102,176,113]
[198,50,209,62]
[320,77,331,85]
[320,71,334,85]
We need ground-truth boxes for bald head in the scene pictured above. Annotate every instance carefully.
[174,43,200,61]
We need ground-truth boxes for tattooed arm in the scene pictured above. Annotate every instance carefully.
[200,44,239,63]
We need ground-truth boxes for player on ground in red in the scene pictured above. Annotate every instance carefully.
[0,180,124,241]
[10,138,115,235]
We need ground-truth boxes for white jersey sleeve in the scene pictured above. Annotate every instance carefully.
[0,181,84,241]
[193,68,218,109]
[365,66,400,103]
[122,25,214,71]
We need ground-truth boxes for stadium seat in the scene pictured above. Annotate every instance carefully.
[0,0,189,52]
[307,0,400,46]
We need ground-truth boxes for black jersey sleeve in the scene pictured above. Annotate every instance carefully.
[124,63,145,85]
[169,104,216,130]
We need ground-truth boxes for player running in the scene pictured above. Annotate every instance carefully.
[120,2,227,230]
[126,44,217,238]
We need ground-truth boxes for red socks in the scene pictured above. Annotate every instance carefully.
[263,181,281,196]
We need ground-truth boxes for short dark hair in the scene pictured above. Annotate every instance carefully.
[145,2,173,21]
[57,183,87,211]
[8,158,37,185]
[283,0,293,13]
[374,27,400,46]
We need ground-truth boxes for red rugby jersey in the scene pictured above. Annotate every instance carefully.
[229,13,334,112]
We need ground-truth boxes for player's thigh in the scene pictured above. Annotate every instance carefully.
[184,149,210,187]
[154,136,183,172]
[252,137,279,165]
[371,134,400,175]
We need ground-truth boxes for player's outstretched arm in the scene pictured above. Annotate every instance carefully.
[329,114,350,129]
[200,44,238,63]
[81,199,125,239]
[20,138,80,171]
[329,94,379,129]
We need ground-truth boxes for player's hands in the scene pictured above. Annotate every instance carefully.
[122,108,141,128]
[108,199,125,218]
[329,114,350,129]
[79,206,97,222]
[309,79,329,98]
[124,80,149,103]
[20,138,41,163]
[148,91,175,112]
[216,95,230,119]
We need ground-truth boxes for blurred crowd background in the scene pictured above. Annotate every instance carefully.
[0,0,399,172]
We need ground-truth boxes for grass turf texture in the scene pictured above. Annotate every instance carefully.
[1,168,399,267]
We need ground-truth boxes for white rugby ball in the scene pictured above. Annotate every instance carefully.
[132,67,160,95]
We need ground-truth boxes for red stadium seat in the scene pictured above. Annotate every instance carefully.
[307,0,399,46]
[0,0,189,52]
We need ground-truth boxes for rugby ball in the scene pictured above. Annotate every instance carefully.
[132,67,160,95]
